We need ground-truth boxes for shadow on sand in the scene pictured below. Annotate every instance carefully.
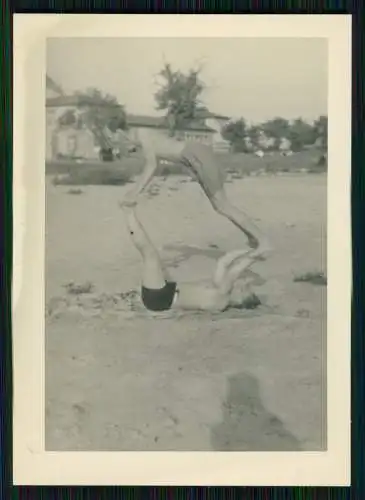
[211,372,302,451]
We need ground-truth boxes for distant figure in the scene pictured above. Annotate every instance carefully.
[120,137,271,313]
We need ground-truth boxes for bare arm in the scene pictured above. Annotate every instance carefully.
[120,132,160,207]
[131,148,159,197]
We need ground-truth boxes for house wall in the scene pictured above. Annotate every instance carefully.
[46,105,99,160]
[53,128,99,160]
[46,108,59,160]
[127,126,213,158]
[180,129,213,146]
[46,103,215,161]
[205,117,231,153]
[46,106,72,160]
[46,80,64,158]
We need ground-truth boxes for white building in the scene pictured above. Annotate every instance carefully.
[204,113,232,152]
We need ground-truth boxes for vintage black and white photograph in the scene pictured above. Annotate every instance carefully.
[44,34,329,453]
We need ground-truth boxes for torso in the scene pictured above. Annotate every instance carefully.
[172,282,229,312]
[137,127,186,160]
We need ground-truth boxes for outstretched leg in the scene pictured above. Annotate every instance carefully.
[213,248,256,294]
[123,206,171,289]
[180,143,271,256]
[212,190,271,255]
[120,141,159,207]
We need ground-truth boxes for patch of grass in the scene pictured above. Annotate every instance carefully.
[67,188,84,195]
[157,161,188,177]
[47,148,325,187]
[53,169,134,186]
[216,149,323,177]
[146,183,161,197]
[230,292,262,311]
[64,281,94,295]
[296,308,310,318]
[48,156,145,186]
[307,166,327,174]
[293,271,327,286]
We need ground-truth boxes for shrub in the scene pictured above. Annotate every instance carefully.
[64,281,94,295]
[48,157,144,186]
[67,188,84,195]
[157,162,187,176]
[293,271,327,286]
[53,168,134,186]
[230,292,261,310]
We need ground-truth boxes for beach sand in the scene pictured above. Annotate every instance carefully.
[45,173,327,451]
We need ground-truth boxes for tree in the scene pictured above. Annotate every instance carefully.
[313,115,328,150]
[261,117,290,149]
[74,87,127,132]
[154,62,206,136]
[58,109,78,127]
[287,118,316,152]
[221,118,247,152]
[246,124,263,150]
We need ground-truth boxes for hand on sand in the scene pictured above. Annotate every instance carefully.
[252,241,273,262]
[119,191,138,209]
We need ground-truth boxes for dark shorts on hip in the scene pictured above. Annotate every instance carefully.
[141,281,178,312]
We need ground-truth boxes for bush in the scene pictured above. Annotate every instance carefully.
[64,281,94,295]
[293,271,327,286]
[47,157,144,186]
[67,188,84,195]
[157,161,188,176]
[216,150,322,176]
[47,148,324,187]
[53,168,134,186]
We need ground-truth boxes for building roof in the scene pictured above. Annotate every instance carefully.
[210,113,231,120]
[46,95,122,108]
[46,95,215,132]
[126,114,214,132]
[46,75,64,96]
[194,109,230,121]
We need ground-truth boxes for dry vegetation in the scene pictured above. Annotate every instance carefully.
[47,149,326,186]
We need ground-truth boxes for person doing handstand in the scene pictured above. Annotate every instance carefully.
[120,132,272,312]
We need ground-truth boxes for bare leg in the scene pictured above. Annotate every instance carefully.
[120,146,159,207]
[213,248,253,288]
[123,207,171,289]
[224,256,257,291]
[213,249,256,293]
[211,190,269,252]
[180,143,271,256]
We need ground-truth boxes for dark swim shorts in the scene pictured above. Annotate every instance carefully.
[141,281,178,312]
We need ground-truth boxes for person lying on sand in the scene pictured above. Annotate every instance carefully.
[122,205,265,312]
[120,140,272,312]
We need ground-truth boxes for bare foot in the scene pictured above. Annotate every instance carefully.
[252,241,273,261]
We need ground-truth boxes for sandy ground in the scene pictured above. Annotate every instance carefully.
[45,173,327,451]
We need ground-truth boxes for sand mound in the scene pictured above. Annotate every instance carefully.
[46,285,275,323]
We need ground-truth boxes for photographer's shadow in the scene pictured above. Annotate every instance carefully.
[211,372,302,451]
